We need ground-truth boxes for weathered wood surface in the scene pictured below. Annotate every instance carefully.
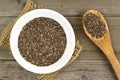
[0,0,120,17]
[0,0,120,80]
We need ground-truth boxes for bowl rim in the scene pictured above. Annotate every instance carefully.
[10,9,75,74]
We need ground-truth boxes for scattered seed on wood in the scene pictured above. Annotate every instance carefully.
[18,17,66,66]
[84,13,106,38]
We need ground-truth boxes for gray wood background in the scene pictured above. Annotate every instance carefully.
[0,0,120,80]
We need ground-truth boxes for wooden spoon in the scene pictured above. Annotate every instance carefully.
[82,10,120,80]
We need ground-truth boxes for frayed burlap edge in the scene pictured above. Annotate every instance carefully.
[0,0,82,80]
[0,0,39,50]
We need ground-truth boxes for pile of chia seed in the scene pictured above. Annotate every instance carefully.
[18,17,66,66]
[84,13,106,38]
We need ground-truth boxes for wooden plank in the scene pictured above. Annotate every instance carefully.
[0,49,13,60]
[53,60,117,80]
[0,0,61,16]
[0,0,120,16]
[60,0,120,16]
[0,0,25,16]
[0,60,117,80]
[37,0,61,8]
[0,51,118,79]
[0,17,14,34]
[0,60,37,80]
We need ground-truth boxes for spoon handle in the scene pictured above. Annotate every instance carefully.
[98,36,120,80]
[105,49,120,80]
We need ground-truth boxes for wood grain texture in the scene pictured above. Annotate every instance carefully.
[0,0,120,16]
[53,60,117,80]
[0,0,120,80]
[0,60,117,80]
[0,60,37,80]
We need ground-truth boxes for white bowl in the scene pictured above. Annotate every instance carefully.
[10,9,75,74]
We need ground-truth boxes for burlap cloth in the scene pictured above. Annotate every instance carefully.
[0,0,82,80]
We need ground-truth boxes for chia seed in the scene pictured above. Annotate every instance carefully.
[84,13,106,38]
[18,17,66,66]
